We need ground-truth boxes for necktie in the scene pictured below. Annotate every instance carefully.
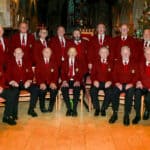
[69,59,74,78]
[61,38,65,48]
[99,36,103,45]
[22,35,26,46]
[122,37,126,41]
[18,60,22,67]
[43,40,47,48]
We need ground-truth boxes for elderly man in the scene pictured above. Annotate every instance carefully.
[35,47,58,112]
[90,46,113,116]
[87,23,112,70]
[109,46,138,126]
[61,47,84,117]
[6,48,39,118]
[134,47,150,124]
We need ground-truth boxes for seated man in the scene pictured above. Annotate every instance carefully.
[61,47,84,117]
[6,48,39,118]
[109,46,138,126]
[0,64,18,125]
[134,47,150,124]
[90,46,113,116]
[35,47,58,112]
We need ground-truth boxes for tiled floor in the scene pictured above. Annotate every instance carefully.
[0,101,150,150]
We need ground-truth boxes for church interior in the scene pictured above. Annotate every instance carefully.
[0,0,150,150]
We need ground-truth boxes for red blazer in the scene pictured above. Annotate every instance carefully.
[33,39,47,65]
[10,33,35,61]
[112,59,138,85]
[48,36,72,66]
[87,35,112,64]
[137,39,146,62]
[71,39,88,73]
[61,57,84,83]
[0,65,6,88]
[139,60,150,89]
[91,58,113,83]
[112,36,139,62]
[6,58,34,84]
[35,58,58,85]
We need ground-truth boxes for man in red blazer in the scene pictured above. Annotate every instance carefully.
[6,48,39,118]
[87,23,112,71]
[112,24,138,62]
[0,63,19,125]
[109,46,138,126]
[134,47,150,124]
[10,22,35,62]
[61,47,84,116]
[33,27,48,65]
[90,46,113,116]
[35,47,58,112]
[71,29,88,74]
[0,25,9,69]
[48,26,72,66]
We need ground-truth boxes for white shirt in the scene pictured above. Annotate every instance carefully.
[20,33,27,45]
[144,40,150,47]
[44,57,49,64]
[40,38,47,47]
[98,34,105,43]
[74,40,81,45]
[16,59,22,66]
[101,58,107,64]
[0,37,5,51]
[69,57,75,76]
[59,36,66,47]
[122,58,129,65]
[146,61,150,66]
[121,35,127,41]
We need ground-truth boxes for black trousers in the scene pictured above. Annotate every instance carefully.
[1,88,19,118]
[11,83,39,117]
[61,80,80,111]
[134,88,150,117]
[90,82,112,110]
[39,86,58,110]
[111,84,134,116]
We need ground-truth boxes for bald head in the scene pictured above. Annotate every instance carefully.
[67,47,77,58]
[99,47,109,59]
[42,47,52,59]
[121,46,131,59]
[14,48,24,60]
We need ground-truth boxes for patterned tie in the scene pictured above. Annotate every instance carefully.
[22,35,26,46]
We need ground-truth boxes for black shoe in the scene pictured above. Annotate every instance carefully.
[2,117,16,125]
[109,114,118,124]
[132,116,141,124]
[66,110,72,116]
[48,106,53,112]
[101,109,106,116]
[28,109,38,117]
[13,115,18,120]
[72,110,78,117]
[143,110,150,120]
[94,109,100,116]
[123,115,130,126]
[40,108,48,113]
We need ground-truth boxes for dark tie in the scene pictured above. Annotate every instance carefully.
[22,35,26,46]
[61,39,65,48]
[69,59,74,77]
[43,40,47,48]
[18,60,22,67]
[99,36,103,45]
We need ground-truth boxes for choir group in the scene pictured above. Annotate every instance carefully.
[0,22,150,126]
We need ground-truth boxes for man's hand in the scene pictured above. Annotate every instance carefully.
[24,80,32,89]
[0,86,3,94]
[50,83,57,90]
[126,83,133,90]
[105,81,112,88]
[9,80,19,87]
[115,83,122,90]
[62,81,69,87]
[40,83,47,90]
[93,80,99,88]
[136,81,143,89]
[74,81,80,87]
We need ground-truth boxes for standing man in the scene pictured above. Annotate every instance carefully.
[90,47,113,116]
[48,26,72,66]
[112,24,138,62]
[35,48,58,112]
[10,22,35,62]
[61,47,84,117]
[109,46,138,126]
[6,48,39,118]
[87,23,112,70]
[33,27,48,65]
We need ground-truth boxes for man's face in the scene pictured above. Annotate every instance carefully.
[73,30,81,41]
[0,26,4,37]
[14,48,24,60]
[57,27,65,37]
[19,23,28,33]
[97,24,105,35]
[39,29,48,39]
[99,48,109,59]
[121,47,130,59]
[43,48,52,58]
[143,29,150,41]
[120,24,129,36]
[68,48,77,58]
[144,48,150,61]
